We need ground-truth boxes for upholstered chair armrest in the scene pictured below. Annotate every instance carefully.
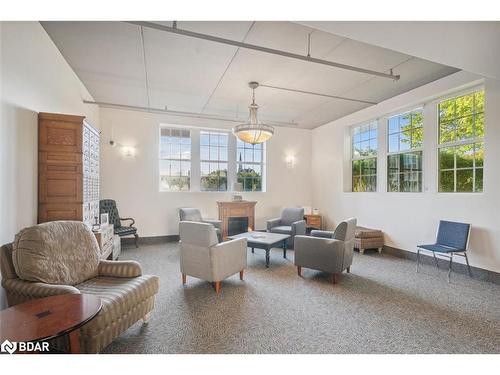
[310,230,334,238]
[98,260,142,278]
[266,218,281,231]
[210,238,248,281]
[291,220,307,236]
[294,236,344,273]
[120,217,135,227]
[202,219,222,230]
[2,278,80,298]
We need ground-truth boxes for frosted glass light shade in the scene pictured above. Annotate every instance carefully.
[233,124,274,145]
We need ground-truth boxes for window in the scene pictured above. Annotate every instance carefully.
[351,122,377,192]
[159,128,191,191]
[438,90,484,192]
[200,131,228,191]
[237,139,264,191]
[387,108,423,192]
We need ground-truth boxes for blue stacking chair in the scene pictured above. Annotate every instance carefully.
[417,220,472,282]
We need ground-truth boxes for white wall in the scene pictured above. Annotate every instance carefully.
[311,71,500,273]
[0,22,100,307]
[99,107,312,237]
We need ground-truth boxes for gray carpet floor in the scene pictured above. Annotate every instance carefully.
[103,242,500,354]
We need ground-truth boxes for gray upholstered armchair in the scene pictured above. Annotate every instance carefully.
[294,218,357,284]
[179,208,222,242]
[179,221,247,294]
[0,221,159,353]
[266,207,306,248]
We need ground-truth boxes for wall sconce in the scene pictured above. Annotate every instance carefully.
[285,154,296,168]
[121,146,136,158]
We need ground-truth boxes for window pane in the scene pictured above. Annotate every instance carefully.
[171,143,180,159]
[200,133,210,146]
[359,141,369,157]
[181,144,191,160]
[254,149,262,163]
[160,142,171,159]
[456,169,473,192]
[210,146,218,160]
[388,134,399,153]
[439,122,455,144]
[456,117,474,140]
[209,133,219,146]
[439,147,454,170]
[399,130,411,151]
[200,146,209,160]
[352,160,360,177]
[456,144,474,168]
[388,117,399,134]
[411,110,423,128]
[475,143,484,167]
[352,176,361,192]
[388,172,399,192]
[245,149,253,162]
[475,91,484,113]
[475,113,484,138]
[170,160,181,176]
[219,134,228,146]
[439,170,455,192]
[200,162,209,176]
[369,138,378,154]
[475,168,483,192]
[399,114,410,131]
[455,94,473,117]
[219,146,228,161]
[411,127,423,149]
[181,161,190,176]
[237,149,244,162]
[352,142,361,158]
[439,99,455,122]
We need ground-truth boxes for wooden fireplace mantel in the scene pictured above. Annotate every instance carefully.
[217,201,257,239]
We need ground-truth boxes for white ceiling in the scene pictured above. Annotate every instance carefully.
[41,21,458,129]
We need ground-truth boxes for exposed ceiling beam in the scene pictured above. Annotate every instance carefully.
[259,84,377,105]
[125,21,401,81]
[83,100,299,128]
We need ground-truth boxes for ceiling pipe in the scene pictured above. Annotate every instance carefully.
[82,100,298,128]
[259,84,377,105]
[126,21,401,81]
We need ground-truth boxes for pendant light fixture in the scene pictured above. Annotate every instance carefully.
[233,82,274,145]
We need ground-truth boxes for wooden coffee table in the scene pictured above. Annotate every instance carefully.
[0,294,102,354]
[228,231,291,268]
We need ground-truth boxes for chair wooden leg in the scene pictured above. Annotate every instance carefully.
[297,266,302,276]
[134,234,139,248]
[239,270,244,280]
[214,281,221,294]
[332,273,339,284]
[182,274,186,285]
[346,266,350,273]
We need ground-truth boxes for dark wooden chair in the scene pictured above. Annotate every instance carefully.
[100,199,139,247]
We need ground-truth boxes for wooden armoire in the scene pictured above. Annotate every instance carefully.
[38,112,100,227]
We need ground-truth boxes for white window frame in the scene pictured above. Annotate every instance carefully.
[159,127,191,192]
[159,124,266,192]
[436,88,484,193]
[236,139,266,192]
[386,107,424,193]
[200,130,229,192]
[351,121,378,192]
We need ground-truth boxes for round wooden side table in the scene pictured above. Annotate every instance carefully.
[0,294,102,354]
